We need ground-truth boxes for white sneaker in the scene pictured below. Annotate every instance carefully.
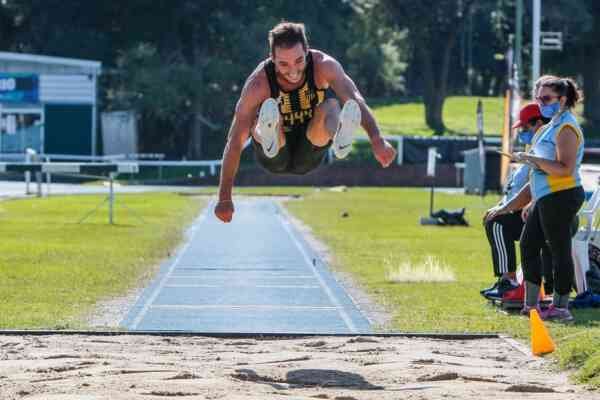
[333,99,361,159]
[257,98,280,158]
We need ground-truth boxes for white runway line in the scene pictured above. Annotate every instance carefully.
[128,204,210,329]
[276,208,358,333]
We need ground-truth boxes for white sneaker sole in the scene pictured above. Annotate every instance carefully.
[333,99,361,159]
[257,98,280,158]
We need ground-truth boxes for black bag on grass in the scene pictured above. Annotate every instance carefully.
[430,208,469,226]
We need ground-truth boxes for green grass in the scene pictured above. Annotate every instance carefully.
[370,96,505,137]
[285,187,600,388]
[0,193,204,328]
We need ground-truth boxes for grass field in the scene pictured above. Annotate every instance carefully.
[370,96,505,137]
[0,193,204,328]
[285,187,600,388]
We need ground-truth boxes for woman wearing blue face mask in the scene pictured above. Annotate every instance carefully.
[511,77,584,322]
[482,103,551,300]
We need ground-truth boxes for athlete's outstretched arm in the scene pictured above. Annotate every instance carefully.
[215,77,265,223]
[323,59,396,167]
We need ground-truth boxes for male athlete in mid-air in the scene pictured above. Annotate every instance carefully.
[215,21,397,223]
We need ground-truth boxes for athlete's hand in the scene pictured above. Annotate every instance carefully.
[214,199,234,223]
[371,137,397,168]
[511,152,528,163]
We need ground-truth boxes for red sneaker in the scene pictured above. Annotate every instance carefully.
[502,283,524,302]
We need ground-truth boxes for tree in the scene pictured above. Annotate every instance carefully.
[3,0,407,156]
[377,0,476,134]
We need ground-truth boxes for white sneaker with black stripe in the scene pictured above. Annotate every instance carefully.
[333,99,361,159]
[256,98,280,158]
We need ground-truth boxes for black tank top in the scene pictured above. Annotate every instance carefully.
[264,51,326,132]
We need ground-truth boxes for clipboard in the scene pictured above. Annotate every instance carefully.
[496,150,514,158]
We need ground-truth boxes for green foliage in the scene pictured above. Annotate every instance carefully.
[110,44,201,124]
[2,1,600,151]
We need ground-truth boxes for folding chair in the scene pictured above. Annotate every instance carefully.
[572,186,600,294]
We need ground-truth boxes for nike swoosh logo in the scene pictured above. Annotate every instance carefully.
[338,144,351,150]
[266,142,274,152]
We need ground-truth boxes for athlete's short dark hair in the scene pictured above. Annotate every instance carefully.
[268,22,309,56]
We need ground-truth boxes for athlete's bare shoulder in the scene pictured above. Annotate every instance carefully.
[310,49,344,88]
[236,60,271,116]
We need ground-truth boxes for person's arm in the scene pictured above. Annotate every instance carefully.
[484,184,532,223]
[215,75,267,222]
[503,183,532,213]
[321,57,396,167]
[515,126,580,177]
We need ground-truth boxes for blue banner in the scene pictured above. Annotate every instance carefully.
[0,74,39,103]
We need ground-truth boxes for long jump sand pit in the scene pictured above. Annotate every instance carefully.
[0,333,595,399]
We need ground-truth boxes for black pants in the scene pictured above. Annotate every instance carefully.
[485,211,555,293]
[520,187,585,296]
[252,125,331,175]
[485,212,524,276]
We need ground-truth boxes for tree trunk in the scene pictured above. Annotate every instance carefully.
[418,23,461,135]
[416,45,444,134]
[187,25,205,160]
[187,101,204,159]
[425,96,446,134]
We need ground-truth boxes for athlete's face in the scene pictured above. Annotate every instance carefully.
[272,43,307,84]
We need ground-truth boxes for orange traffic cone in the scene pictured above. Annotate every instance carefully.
[530,309,555,356]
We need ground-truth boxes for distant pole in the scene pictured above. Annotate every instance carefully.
[426,147,438,216]
[515,0,523,82]
[467,9,473,94]
[532,0,541,84]
[477,100,485,196]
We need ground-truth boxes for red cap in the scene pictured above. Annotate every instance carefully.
[512,103,542,129]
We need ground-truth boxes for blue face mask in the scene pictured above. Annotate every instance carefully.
[518,130,534,145]
[540,102,560,118]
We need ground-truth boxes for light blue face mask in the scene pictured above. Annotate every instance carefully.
[518,130,534,145]
[540,102,560,118]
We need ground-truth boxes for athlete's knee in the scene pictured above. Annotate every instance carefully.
[306,130,331,147]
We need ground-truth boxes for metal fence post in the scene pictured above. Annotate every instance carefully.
[109,172,115,224]
[45,156,51,196]
[35,171,42,197]
[25,149,33,195]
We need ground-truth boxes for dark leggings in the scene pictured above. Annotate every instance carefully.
[485,211,555,293]
[520,186,584,296]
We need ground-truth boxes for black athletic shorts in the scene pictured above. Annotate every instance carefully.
[252,124,331,175]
